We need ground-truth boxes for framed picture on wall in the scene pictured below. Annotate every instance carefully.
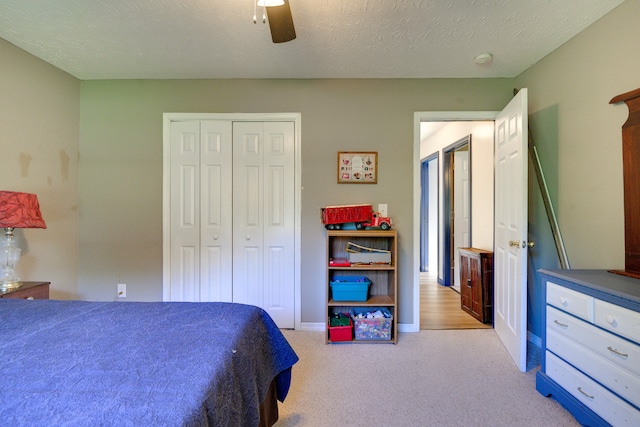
[337,151,377,184]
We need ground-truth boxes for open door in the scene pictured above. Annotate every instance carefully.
[494,89,529,371]
[442,136,471,289]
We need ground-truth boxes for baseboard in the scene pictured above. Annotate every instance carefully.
[299,322,419,333]
[298,322,325,332]
[398,323,419,333]
[296,322,419,332]
[300,323,542,341]
[528,331,541,348]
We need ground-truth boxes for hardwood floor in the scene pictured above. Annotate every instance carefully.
[420,272,492,330]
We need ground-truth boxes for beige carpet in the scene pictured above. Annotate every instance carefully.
[276,330,579,427]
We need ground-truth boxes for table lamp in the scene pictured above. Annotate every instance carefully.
[0,191,46,290]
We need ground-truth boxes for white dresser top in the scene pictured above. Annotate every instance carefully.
[539,269,640,310]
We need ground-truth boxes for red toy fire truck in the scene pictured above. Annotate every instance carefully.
[320,204,392,230]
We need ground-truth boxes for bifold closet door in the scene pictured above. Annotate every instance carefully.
[169,120,295,327]
[232,121,295,328]
[169,120,233,302]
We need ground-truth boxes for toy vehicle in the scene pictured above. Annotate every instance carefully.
[320,204,392,230]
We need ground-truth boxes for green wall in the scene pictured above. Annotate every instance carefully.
[78,78,513,324]
[515,0,640,339]
[0,38,80,299]
[3,0,637,334]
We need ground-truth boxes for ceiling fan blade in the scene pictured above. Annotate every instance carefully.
[266,0,296,43]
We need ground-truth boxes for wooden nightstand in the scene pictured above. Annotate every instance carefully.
[0,281,50,299]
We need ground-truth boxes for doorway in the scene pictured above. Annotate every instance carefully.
[413,99,529,370]
[414,114,496,331]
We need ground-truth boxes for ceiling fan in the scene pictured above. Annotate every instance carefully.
[256,0,296,43]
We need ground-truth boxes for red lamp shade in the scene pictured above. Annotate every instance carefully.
[0,191,46,229]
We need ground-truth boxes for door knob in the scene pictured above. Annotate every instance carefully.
[526,241,535,248]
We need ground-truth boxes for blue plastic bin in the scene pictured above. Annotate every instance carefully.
[330,276,371,301]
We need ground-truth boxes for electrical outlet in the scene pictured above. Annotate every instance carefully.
[117,283,126,298]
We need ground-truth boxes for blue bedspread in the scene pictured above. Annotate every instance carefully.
[0,300,298,426]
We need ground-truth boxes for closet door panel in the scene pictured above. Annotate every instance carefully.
[263,122,295,328]
[200,121,233,302]
[170,121,200,301]
[233,122,265,307]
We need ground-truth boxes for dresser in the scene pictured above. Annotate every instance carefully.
[536,270,640,426]
[0,281,50,299]
[459,248,493,323]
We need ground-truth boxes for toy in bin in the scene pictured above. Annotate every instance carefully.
[351,307,393,341]
[330,276,371,301]
[328,312,353,342]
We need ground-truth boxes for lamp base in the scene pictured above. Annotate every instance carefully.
[1,227,22,290]
[0,280,23,291]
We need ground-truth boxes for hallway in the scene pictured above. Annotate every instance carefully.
[420,272,492,330]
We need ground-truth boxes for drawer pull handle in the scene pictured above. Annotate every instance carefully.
[553,319,568,328]
[577,387,594,399]
[559,297,567,306]
[605,315,617,326]
[607,346,628,358]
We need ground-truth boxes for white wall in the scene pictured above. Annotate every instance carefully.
[420,121,494,282]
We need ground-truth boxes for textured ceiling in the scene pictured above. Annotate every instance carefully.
[0,0,626,80]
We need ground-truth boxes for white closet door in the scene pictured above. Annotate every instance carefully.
[168,118,295,328]
[233,122,295,328]
[200,121,233,302]
[169,121,201,301]
[233,122,265,308]
[262,122,295,328]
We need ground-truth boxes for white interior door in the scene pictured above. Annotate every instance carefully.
[232,122,295,328]
[453,148,470,290]
[494,88,528,372]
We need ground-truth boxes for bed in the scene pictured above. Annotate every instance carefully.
[0,299,298,426]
